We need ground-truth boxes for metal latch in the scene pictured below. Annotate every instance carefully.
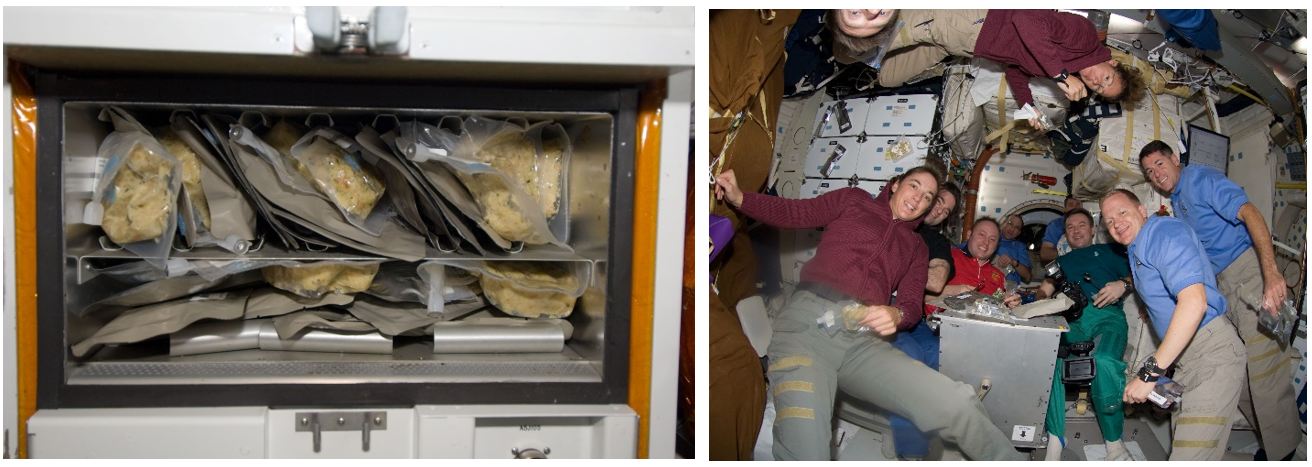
[512,447,551,459]
[304,7,409,55]
[296,411,387,453]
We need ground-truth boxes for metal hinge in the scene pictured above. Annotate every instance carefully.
[295,411,387,453]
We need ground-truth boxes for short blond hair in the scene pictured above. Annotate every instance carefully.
[1098,188,1142,208]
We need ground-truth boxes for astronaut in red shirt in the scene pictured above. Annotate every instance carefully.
[928,216,1022,313]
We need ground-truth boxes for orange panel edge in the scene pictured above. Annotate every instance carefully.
[10,60,38,460]
[629,79,666,459]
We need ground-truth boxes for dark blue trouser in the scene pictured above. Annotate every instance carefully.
[888,320,940,457]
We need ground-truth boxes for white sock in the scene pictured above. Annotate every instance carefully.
[1105,439,1129,461]
[1045,434,1063,461]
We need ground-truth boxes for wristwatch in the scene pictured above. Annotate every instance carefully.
[1053,69,1069,82]
[1137,356,1165,382]
[1120,278,1134,293]
[1137,366,1160,383]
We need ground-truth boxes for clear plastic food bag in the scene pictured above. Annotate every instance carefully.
[86,131,183,270]
[156,126,211,231]
[1147,376,1187,409]
[261,261,382,298]
[403,117,569,248]
[967,295,1017,325]
[932,290,1017,325]
[815,299,868,336]
[431,260,588,319]
[289,129,388,223]
[1250,294,1298,348]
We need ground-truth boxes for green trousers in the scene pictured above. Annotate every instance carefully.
[1045,302,1128,441]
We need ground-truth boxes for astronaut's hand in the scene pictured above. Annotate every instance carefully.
[1123,378,1154,404]
[860,305,902,336]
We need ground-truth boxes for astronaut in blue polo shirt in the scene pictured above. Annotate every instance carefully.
[996,214,1033,285]
[1039,195,1083,263]
[1140,140,1302,460]
[1100,188,1245,461]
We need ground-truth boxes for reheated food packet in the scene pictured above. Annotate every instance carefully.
[288,127,390,235]
[431,260,588,319]
[404,117,569,248]
[85,131,183,270]
[261,261,382,298]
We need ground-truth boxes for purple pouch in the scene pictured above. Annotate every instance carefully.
[709,214,734,263]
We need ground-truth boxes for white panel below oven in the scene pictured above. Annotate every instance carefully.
[416,404,636,459]
[28,407,266,458]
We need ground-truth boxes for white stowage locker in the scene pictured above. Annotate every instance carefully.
[794,228,823,264]
[865,94,937,136]
[853,180,887,197]
[854,135,931,180]
[800,178,849,199]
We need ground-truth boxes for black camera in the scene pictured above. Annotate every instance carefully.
[1044,261,1087,323]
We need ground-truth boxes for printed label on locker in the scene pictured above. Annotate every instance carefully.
[1011,425,1037,442]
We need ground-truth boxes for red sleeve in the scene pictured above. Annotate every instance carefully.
[1007,10,1069,80]
[1004,66,1035,108]
[738,187,851,230]
[894,240,929,330]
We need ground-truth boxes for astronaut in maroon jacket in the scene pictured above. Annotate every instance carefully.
[829,9,1146,121]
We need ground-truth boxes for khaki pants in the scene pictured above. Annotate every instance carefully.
[1169,317,1246,460]
[709,290,767,460]
[878,10,988,88]
[766,289,1024,461]
[1216,248,1302,458]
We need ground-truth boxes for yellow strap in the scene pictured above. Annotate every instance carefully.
[984,121,1017,143]
[768,356,813,372]
[1250,358,1291,382]
[1122,105,1134,165]
[1098,150,1144,179]
[899,22,912,47]
[995,74,1009,153]
[1177,416,1230,425]
[1173,439,1221,449]
[1249,346,1281,363]
[773,381,815,395]
[776,407,816,421]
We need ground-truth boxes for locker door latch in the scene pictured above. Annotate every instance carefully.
[296,411,388,453]
[303,7,409,55]
[512,447,551,459]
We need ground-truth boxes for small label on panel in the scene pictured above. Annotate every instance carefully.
[1012,425,1036,442]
